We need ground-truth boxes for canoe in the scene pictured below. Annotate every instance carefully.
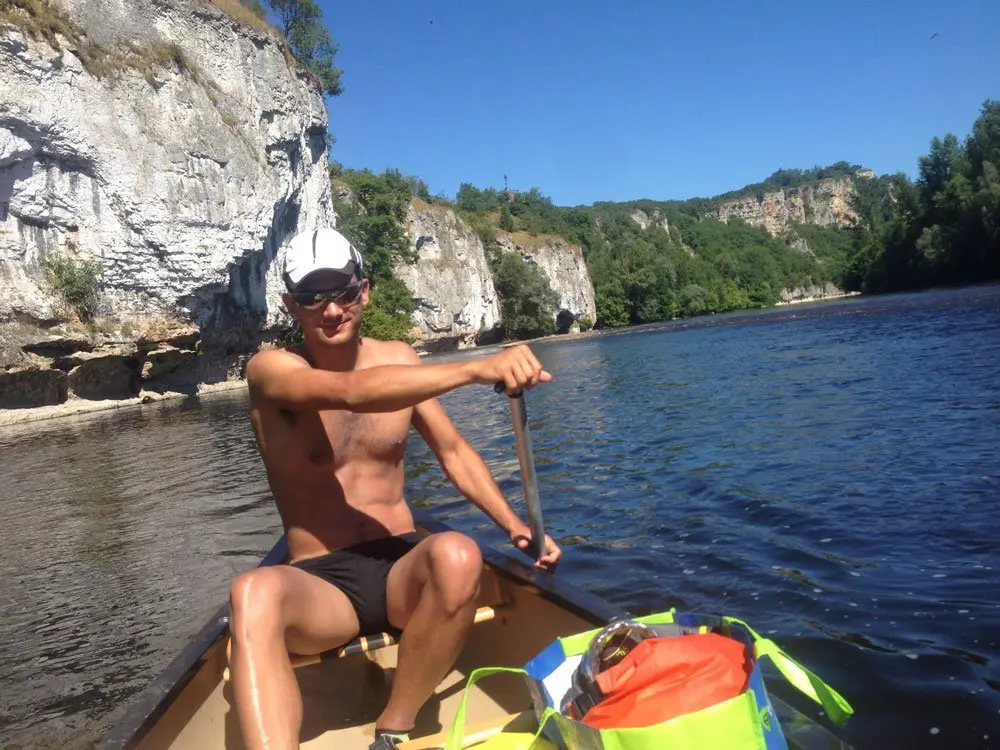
[101,509,851,749]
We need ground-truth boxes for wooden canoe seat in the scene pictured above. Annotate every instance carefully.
[223,605,499,681]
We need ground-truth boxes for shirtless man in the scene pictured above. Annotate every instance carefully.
[231,228,562,750]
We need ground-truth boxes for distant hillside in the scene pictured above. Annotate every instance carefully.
[451,165,863,327]
[712,162,871,203]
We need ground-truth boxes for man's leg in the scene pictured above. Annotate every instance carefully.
[378,531,483,733]
[228,565,361,750]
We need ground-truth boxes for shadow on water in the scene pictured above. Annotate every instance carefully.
[1,285,1000,748]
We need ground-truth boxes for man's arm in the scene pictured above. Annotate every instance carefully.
[411,374,562,569]
[246,344,550,414]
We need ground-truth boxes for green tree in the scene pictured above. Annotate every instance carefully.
[843,100,1000,291]
[595,283,630,328]
[333,169,422,341]
[498,205,515,232]
[967,103,1000,270]
[456,183,501,213]
[267,0,343,96]
[361,276,415,342]
[679,285,712,316]
[493,253,559,340]
[335,170,416,283]
[918,134,969,205]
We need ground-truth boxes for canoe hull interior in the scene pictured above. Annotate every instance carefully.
[104,512,850,750]
[132,536,602,749]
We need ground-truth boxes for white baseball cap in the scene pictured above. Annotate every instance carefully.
[283,228,364,291]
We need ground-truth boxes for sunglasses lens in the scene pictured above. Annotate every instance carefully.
[292,293,325,309]
[334,285,362,304]
[292,283,362,309]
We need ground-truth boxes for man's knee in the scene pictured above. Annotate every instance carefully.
[229,568,286,645]
[427,533,482,613]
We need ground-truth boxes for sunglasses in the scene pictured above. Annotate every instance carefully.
[290,281,364,310]
[596,629,637,670]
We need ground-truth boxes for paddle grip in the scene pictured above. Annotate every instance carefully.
[493,382,523,398]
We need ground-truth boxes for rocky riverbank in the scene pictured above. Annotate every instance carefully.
[0,318,266,425]
[776,282,859,306]
[1,286,870,427]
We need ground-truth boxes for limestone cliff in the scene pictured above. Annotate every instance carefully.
[0,0,332,337]
[399,199,500,351]
[713,176,861,236]
[494,231,596,330]
[0,0,333,408]
[396,199,597,349]
[629,208,670,232]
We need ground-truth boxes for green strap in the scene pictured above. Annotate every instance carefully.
[447,614,852,748]
[446,667,554,750]
[533,709,559,747]
[726,617,852,718]
[726,617,852,724]
[753,638,854,725]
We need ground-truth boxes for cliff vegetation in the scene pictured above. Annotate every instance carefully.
[330,167,422,342]
[451,182,845,328]
[0,0,206,84]
[409,97,999,331]
[236,0,343,96]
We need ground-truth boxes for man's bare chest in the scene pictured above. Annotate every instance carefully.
[286,408,411,465]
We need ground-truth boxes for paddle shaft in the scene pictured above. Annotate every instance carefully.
[495,384,546,561]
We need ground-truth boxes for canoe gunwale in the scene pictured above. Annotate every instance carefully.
[98,510,622,749]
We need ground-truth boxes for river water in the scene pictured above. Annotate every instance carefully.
[1,285,999,749]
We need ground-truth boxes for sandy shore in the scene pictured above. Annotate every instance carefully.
[0,379,248,428]
[499,328,602,349]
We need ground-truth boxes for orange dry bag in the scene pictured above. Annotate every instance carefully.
[581,632,750,729]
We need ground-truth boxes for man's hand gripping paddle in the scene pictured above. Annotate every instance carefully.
[495,382,547,564]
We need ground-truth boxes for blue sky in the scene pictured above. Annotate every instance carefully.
[314,0,999,206]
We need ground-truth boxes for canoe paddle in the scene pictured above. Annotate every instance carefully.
[495,382,546,563]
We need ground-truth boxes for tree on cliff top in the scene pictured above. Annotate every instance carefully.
[267,0,343,96]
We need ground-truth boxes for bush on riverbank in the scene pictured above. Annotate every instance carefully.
[44,253,102,322]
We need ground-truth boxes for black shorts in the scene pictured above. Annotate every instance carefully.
[290,532,423,636]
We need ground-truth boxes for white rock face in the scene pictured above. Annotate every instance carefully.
[779,282,849,304]
[0,0,333,338]
[713,176,860,236]
[399,200,500,350]
[630,208,670,232]
[495,231,597,328]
